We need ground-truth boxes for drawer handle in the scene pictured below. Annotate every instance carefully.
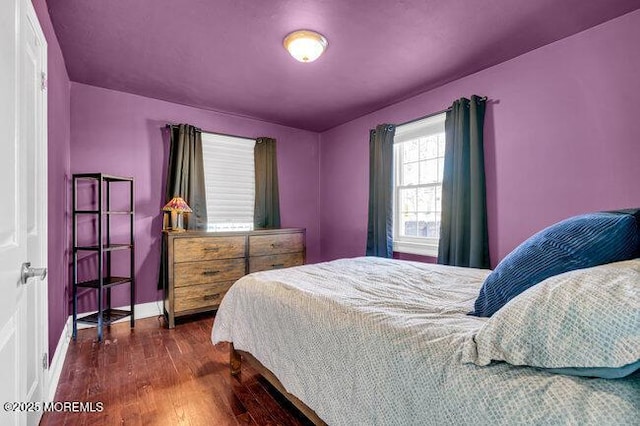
[270,243,281,248]
[204,247,220,252]
[203,293,220,301]
[203,270,220,276]
[271,263,285,269]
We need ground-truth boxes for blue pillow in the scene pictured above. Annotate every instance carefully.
[470,211,640,317]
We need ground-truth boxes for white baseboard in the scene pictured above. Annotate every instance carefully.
[46,301,163,401]
[47,316,72,401]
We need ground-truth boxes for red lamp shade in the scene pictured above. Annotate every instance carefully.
[162,196,192,213]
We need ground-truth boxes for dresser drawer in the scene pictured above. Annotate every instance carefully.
[249,252,304,273]
[173,236,245,263]
[174,258,245,287]
[174,281,233,313]
[249,232,304,256]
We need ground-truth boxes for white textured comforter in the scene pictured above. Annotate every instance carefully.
[211,257,640,425]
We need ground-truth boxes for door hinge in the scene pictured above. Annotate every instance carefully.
[41,72,47,92]
[42,353,48,370]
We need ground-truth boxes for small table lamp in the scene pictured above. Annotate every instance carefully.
[163,196,192,232]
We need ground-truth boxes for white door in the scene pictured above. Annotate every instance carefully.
[0,0,48,425]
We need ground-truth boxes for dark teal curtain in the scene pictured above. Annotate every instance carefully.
[366,124,396,257]
[254,137,281,229]
[165,124,208,230]
[159,123,208,290]
[438,96,489,268]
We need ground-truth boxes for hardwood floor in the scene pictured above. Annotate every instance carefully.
[41,313,313,426]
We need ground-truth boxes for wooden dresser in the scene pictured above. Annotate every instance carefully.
[163,228,305,328]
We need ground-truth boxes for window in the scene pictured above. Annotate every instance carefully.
[393,113,446,257]
[201,132,256,232]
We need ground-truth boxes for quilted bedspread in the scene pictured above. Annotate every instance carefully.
[211,257,640,425]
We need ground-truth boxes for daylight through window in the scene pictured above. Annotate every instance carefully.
[393,113,446,256]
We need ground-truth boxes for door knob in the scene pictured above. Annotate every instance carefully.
[21,262,47,285]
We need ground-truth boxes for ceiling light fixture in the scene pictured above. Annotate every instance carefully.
[283,30,328,63]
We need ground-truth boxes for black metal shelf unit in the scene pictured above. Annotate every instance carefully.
[72,173,135,341]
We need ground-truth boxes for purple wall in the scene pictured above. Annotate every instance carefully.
[319,10,640,266]
[32,0,72,359]
[70,83,321,310]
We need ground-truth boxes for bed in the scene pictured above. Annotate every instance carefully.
[211,256,640,425]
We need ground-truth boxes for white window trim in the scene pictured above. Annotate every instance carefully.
[393,238,439,257]
[392,113,446,258]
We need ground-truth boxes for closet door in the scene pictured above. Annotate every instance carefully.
[0,1,25,425]
[0,0,48,425]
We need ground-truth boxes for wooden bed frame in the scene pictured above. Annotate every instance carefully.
[230,343,327,425]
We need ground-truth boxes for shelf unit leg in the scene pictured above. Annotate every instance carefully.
[97,288,103,342]
[72,176,78,340]
[130,179,135,329]
[97,176,104,342]
[106,179,112,331]
[72,251,78,340]
[130,285,135,328]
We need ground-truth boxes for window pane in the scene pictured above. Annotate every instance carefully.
[416,213,429,237]
[420,159,438,184]
[403,140,419,163]
[401,213,418,237]
[418,138,427,160]
[423,212,440,238]
[417,186,436,212]
[437,157,445,180]
[399,188,417,212]
[437,134,446,156]
[403,162,419,185]
[435,186,442,211]
[424,136,438,159]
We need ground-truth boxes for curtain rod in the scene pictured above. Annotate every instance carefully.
[397,96,488,127]
[164,124,256,142]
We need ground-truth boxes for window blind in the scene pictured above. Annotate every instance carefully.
[394,113,446,145]
[201,132,256,231]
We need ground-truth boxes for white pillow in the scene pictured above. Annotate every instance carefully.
[462,259,640,377]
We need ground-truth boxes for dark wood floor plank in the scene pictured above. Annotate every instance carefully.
[230,376,279,426]
[41,314,307,425]
[236,412,259,425]
[246,379,300,426]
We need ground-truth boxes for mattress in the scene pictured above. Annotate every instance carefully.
[212,257,640,425]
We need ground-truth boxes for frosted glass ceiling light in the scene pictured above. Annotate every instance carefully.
[283,30,328,63]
